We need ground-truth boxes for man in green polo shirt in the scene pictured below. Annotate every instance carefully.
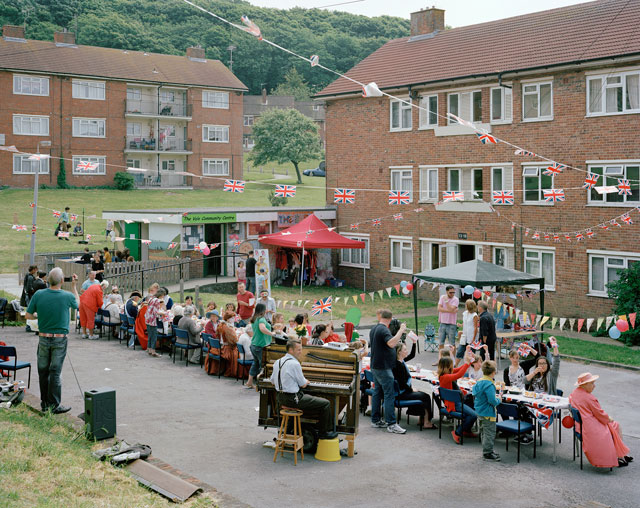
[26,268,79,413]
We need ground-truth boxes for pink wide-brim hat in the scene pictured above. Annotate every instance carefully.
[575,372,599,386]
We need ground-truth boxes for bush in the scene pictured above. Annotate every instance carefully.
[606,262,640,346]
[114,171,135,190]
[268,190,288,206]
[57,156,68,189]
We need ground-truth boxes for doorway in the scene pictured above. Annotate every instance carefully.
[459,244,475,263]
[204,224,223,276]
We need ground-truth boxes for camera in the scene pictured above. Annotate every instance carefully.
[64,276,72,282]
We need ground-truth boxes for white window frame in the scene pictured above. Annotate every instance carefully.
[126,158,141,169]
[72,118,106,138]
[493,246,507,267]
[243,115,254,126]
[390,237,413,274]
[447,90,482,124]
[390,167,413,202]
[126,87,142,101]
[522,165,554,204]
[160,90,175,103]
[126,122,142,137]
[522,81,553,122]
[72,155,106,175]
[72,79,105,100]
[13,154,50,174]
[13,74,49,96]
[587,70,640,116]
[202,125,229,143]
[161,160,176,171]
[340,234,370,268]
[490,86,513,124]
[12,114,49,136]
[418,94,438,129]
[587,163,639,205]
[203,91,229,109]
[524,248,555,290]
[490,166,514,203]
[419,166,438,202]
[202,158,230,176]
[389,98,412,131]
[588,251,640,297]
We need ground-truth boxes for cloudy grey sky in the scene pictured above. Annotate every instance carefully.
[247,0,588,27]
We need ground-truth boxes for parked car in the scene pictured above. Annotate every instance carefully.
[303,161,325,177]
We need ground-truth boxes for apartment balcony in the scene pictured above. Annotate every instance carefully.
[125,100,192,120]
[124,137,193,154]
[133,171,193,189]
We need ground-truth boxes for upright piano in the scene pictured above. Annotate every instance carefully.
[257,344,360,457]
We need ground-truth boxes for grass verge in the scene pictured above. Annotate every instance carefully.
[0,405,216,507]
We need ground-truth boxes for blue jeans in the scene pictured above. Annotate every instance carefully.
[371,368,396,425]
[147,325,158,350]
[438,323,457,345]
[249,345,264,377]
[454,401,477,436]
[246,277,256,293]
[37,336,68,410]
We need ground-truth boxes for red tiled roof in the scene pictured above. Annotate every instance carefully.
[0,38,247,90]
[318,0,640,97]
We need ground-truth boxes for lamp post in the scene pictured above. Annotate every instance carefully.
[227,44,236,72]
[29,140,51,264]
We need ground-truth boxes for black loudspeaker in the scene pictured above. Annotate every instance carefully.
[84,387,116,440]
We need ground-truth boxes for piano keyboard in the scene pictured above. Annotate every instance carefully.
[308,381,350,390]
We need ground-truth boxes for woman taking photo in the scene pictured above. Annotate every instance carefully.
[246,303,276,390]
[525,341,561,394]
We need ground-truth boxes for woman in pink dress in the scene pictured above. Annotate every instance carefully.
[569,372,633,468]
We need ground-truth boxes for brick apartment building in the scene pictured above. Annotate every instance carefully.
[0,25,247,189]
[316,0,640,316]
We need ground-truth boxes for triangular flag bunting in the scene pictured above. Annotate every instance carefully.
[618,314,626,322]
[540,316,550,327]
[334,297,340,304]
[394,284,401,295]
[596,317,604,330]
[530,313,536,325]
[282,300,288,308]
[586,318,594,331]
[551,317,558,329]
[297,300,302,307]
[492,299,496,309]
[559,318,566,330]
[385,287,392,297]
[515,309,521,320]
[344,297,348,306]
[276,300,282,308]
[568,318,575,330]
[522,311,528,325]
[377,290,384,299]
[369,292,375,302]
[605,316,613,329]
[360,293,366,303]
[352,295,358,304]
[630,312,636,329]
[418,280,425,287]
[304,300,310,307]
[577,318,584,332]
[497,301,503,313]
[535,315,542,328]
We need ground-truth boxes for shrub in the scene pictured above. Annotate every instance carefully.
[606,262,640,346]
[268,190,288,207]
[114,171,135,190]
[56,156,68,189]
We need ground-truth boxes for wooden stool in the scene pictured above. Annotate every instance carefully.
[274,407,304,465]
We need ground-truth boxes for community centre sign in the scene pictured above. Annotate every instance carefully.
[182,213,237,224]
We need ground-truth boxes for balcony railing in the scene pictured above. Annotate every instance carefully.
[133,172,192,189]
[125,100,192,117]
[126,137,192,152]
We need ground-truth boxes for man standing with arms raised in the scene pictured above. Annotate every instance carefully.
[245,251,257,293]
[26,268,79,414]
[437,285,459,354]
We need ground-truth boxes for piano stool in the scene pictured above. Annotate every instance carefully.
[315,437,341,462]
[274,408,304,465]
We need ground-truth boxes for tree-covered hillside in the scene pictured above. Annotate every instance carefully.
[0,0,409,93]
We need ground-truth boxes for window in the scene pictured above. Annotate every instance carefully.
[491,166,514,198]
[448,90,482,124]
[490,86,512,123]
[126,122,142,137]
[587,71,640,115]
[524,249,555,289]
[522,166,553,203]
[419,167,438,201]
[420,241,445,271]
[203,91,229,109]
[390,238,413,273]
[418,94,438,128]
[247,222,271,238]
[202,159,229,176]
[72,155,105,175]
[390,168,413,201]
[589,253,639,296]
[126,88,141,101]
[73,118,105,138]
[588,164,639,204]
[313,104,321,111]
[447,167,483,200]
[13,75,49,96]
[390,98,412,131]
[244,115,254,126]
[127,159,141,169]
[13,154,49,174]
[202,125,229,143]
[472,168,483,200]
[493,247,507,267]
[72,79,105,100]
[160,90,175,103]
[161,160,176,171]
[522,81,552,121]
[13,115,49,136]
[243,135,255,150]
[341,235,369,267]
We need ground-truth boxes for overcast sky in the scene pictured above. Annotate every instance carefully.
[247,0,588,27]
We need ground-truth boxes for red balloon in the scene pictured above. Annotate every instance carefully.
[473,289,482,299]
[616,319,629,332]
[406,283,414,291]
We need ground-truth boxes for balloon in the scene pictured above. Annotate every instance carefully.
[402,287,410,295]
[616,319,629,332]
[463,285,474,295]
[400,280,408,288]
[406,283,414,291]
[473,289,482,299]
[202,247,210,256]
[198,241,207,250]
[562,415,575,429]
[608,326,621,339]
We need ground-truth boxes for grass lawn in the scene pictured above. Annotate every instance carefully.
[0,405,216,508]
[243,157,323,182]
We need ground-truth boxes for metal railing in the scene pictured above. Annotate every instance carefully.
[126,137,192,152]
[133,172,192,188]
[125,100,192,117]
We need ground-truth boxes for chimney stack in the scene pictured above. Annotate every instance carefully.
[410,7,445,37]
[3,25,26,39]
[54,29,75,45]
[186,46,205,60]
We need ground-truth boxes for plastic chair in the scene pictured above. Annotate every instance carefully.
[204,337,224,378]
[99,309,118,340]
[570,406,584,470]
[0,345,31,388]
[496,402,537,463]
[156,319,173,352]
[200,332,212,369]
[118,313,129,344]
[126,315,137,349]
[424,323,437,352]
[173,328,201,367]
[436,387,467,444]
[236,343,253,384]
[361,369,375,414]
[393,380,424,430]
[0,298,7,328]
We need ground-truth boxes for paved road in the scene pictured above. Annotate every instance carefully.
[5,327,639,508]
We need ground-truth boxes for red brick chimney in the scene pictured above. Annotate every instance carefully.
[54,29,75,45]
[410,7,445,37]
[3,25,26,39]
[186,46,205,59]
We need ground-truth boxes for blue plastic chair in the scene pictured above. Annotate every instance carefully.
[206,337,224,378]
[126,315,137,349]
[424,324,437,352]
[118,313,128,344]
[236,343,253,384]
[173,328,201,367]
[0,345,31,388]
[393,380,424,430]
[0,297,7,328]
[436,387,467,444]
[200,332,212,369]
[496,402,537,462]
[362,369,375,414]
[156,319,173,352]
[99,309,118,340]
[570,406,584,470]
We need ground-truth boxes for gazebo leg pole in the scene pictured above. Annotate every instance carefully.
[413,279,419,353]
[539,280,545,330]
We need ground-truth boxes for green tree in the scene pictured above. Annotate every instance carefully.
[272,67,311,101]
[606,262,640,346]
[249,108,322,184]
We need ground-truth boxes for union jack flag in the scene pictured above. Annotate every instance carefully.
[575,232,584,241]
[350,224,358,230]
[543,234,550,241]
[311,296,332,316]
[57,231,70,238]
[492,190,514,205]
[528,406,554,430]
[274,184,296,198]
[14,225,27,231]
[564,234,572,242]
[70,214,78,221]
[532,231,540,240]
[621,214,633,225]
[514,149,536,156]
[75,161,98,172]
[517,343,530,357]
[29,203,35,208]
[334,188,355,204]
[372,218,381,227]
[168,242,177,249]
[52,210,61,218]
[443,191,464,202]
[393,213,403,221]
[553,234,560,242]
[548,336,557,348]
[617,179,632,195]
[388,190,410,205]
[610,219,622,228]
[543,188,565,203]
[525,228,530,236]
[223,179,245,193]
[141,239,152,245]
[413,207,424,213]
[543,163,566,176]
[583,173,599,190]
[476,132,498,144]
[210,243,220,250]
[599,223,609,231]
[233,241,241,247]
[586,229,594,238]
[31,225,37,233]
[511,223,516,231]
[469,339,483,350]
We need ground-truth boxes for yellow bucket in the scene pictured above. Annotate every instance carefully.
[314,438,341,462]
